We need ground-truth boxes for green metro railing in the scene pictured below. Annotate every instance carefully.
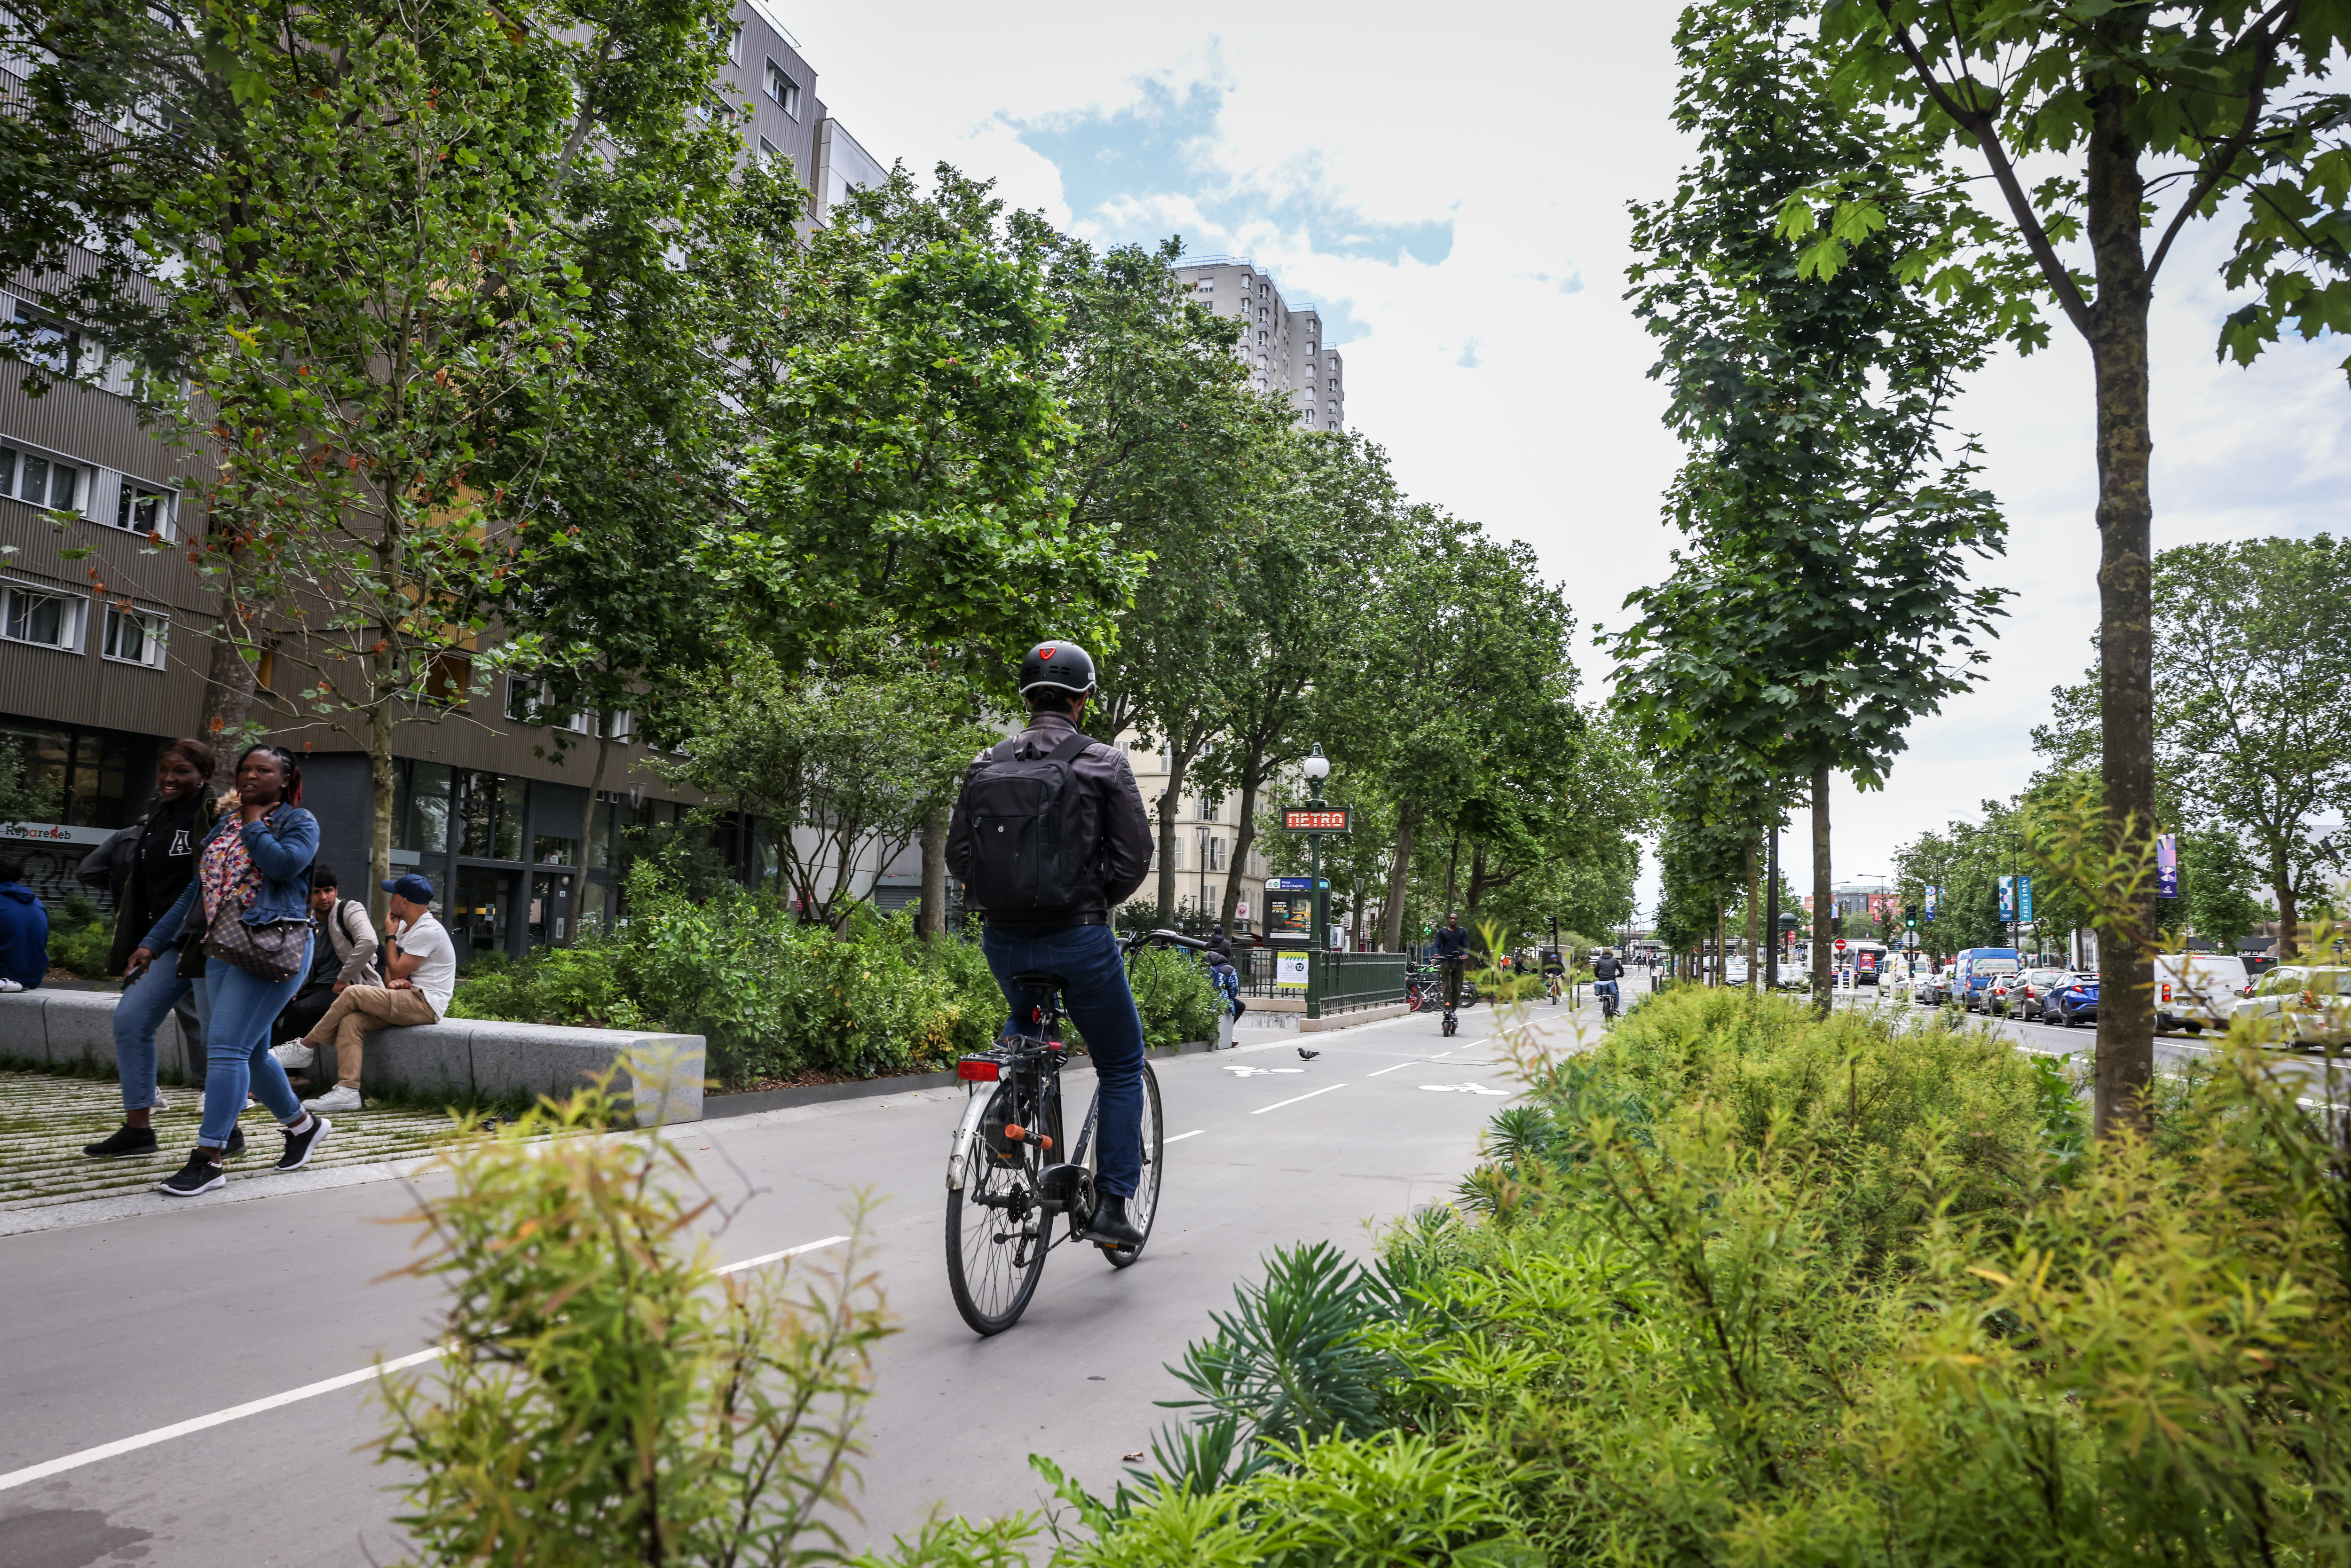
[1307,951,1409,1019]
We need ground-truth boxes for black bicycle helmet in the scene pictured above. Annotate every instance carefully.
[1018,639,1098,698]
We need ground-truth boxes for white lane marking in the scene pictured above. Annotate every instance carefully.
[0,1234,849,1494]
[1251,1084,1347,1114]
[1366,1061,1419,1077]
[1164,1129,1205,1143]
[1420,1083,1510,1095]
[1220,1064,1305,1077]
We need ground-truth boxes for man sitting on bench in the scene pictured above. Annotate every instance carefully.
[275,874,456,1112]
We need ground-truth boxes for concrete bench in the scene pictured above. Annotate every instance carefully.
[0,989,704,1126]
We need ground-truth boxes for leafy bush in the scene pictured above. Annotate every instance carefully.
[47,897,113,978]
[1051,985,2351,1568]
[1124,946,1221,1048]
[445,938,646,1031]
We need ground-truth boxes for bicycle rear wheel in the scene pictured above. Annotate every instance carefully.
[1101,1062,1161,1269]
[945,1090,1062,1336]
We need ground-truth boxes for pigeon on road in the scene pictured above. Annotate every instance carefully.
[1298,1048,1320,1060]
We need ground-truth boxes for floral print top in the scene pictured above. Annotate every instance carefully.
[198,822,258,923]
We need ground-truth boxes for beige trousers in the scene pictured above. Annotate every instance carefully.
[305,985,439,1087]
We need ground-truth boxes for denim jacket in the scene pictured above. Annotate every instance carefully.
[141,803,321,953]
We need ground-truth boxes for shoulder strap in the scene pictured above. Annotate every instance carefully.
[1047,732,1093,764]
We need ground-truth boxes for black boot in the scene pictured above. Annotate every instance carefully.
[1088,1193,1147,1249]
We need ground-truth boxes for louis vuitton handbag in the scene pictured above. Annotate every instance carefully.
[203,896,310,983]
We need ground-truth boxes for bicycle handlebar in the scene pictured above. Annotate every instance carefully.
[1124,928,1212,953]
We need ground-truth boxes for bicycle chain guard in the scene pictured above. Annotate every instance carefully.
[1035,1161,1096,1222]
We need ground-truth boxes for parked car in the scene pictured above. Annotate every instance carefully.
[1914,962,1957,1006]
[2013,966,2072,1022]
[2154,952,2250,1034]
[2046,972,2099,1026]
[2233,965,2351,1050]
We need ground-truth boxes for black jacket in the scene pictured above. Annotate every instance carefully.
[946,712,1155,931]
[1433,925,1474,961]
[106,793,219,974]
[1592,956,1625,982]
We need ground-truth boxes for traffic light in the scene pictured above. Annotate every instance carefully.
[1903,905,1918,930]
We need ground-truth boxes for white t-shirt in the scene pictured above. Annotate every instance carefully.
[389,911,458,1018]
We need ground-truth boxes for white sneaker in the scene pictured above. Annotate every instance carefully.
[303,1085,363,1113]
[0,977,22,992]
[271,1040,317,1071]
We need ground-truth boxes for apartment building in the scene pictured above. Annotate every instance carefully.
[1171,258,1347,433]
[1117,745,1273,932]
[0,4,890,960]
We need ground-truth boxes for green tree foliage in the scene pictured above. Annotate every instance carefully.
[379,1089,890,1564]
[653,636,992,928]
[1800,0,2351,1134]
[0,736,59,833]
[1616,2,2007,1009]
[729,167,1135,671]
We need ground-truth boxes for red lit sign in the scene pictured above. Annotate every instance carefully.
[1281,807,1351,833]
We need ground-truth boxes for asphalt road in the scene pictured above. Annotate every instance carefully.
[0,1000,1576,1568]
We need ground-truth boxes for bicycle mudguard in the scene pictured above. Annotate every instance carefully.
[945,1089,994,1191]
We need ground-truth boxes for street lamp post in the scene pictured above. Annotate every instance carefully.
[1302,744,1331,953]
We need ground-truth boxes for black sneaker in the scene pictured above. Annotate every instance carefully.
[275,1115,331,1173]
[157,1151,226,1198]
[224,1126,245,1158]
[83,1124,158,1159]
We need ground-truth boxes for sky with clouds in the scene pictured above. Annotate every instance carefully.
[790,0,2351,918]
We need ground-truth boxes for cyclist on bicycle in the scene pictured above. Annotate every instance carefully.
[946,640,1155,1247]
[1541,947,1566,1002]
[1591,947,1625,1016]
[1432,913,1475,1012]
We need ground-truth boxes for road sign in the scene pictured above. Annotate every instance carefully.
[1833,938,1847,952]
[1268,876,1314,890]
[1281,806,1351,834]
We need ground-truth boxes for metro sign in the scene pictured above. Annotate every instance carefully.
[1281,806,1351,833]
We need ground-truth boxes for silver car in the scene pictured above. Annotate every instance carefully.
[2235,965,2351,1050]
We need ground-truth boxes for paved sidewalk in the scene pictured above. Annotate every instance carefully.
[0,1070,467,1218]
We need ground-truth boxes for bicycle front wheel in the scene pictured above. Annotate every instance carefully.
[1101,1062,1161,1269]
[945,1094,1059,1336]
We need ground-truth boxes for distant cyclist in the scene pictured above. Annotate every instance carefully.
[947,640,1155,1247]
[1541,947,1566,1004]
[1432,913,1475,1012]
[1591,947,1625,1018]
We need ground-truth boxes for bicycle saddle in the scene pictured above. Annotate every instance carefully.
[1008,970,1070,995]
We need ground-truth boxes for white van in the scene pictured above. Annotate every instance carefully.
[2154,952,2249,1033]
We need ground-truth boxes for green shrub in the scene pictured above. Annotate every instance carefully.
[1125,946,1221,1048]
[1057,986,2351,1568]
[447,939,645,1031]
[48,895,113,978]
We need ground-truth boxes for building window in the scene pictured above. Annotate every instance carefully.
[727,22,742,61]
[1,583,84,652]
[764,60,799,118]
[505,674,593,733]
[0,442,81,511]
[112,480,174,538]
[101,605,168,668]
[9,299,83,377]
[757,135,783,170]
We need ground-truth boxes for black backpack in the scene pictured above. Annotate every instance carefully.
[958,731,1096,913]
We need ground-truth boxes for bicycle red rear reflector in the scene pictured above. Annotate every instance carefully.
[958,1060,1000,1082]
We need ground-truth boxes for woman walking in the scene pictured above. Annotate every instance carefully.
[81,739,222,1160]
[137,745,333,1196]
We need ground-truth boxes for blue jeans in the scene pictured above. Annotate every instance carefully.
[198,949,310,1150]
[115,950,203,1113]
[981,923,1145,1200]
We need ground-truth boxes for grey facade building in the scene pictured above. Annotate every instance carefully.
[0,4,891,959]
[1171,258,1346,432]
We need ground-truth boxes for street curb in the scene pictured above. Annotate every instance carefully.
[701,1039,1219,1120]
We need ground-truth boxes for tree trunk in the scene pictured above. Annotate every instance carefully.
[1812,761,1832,1018]
[1713,904,1725,988]
[197,617,258,788]
[1465,841,1488,930]
[1765,821,1780,990]
[2274,883,2298,964]
[1744,835,1760,994]
[916,802,949,940]
[566,731,612,947]
[2086,91,2157,1139]
[1219,772,1263,937]
[1442,832,1461,918]
[1381,802,1420,952]
[368,702,396,929]
[1155,750,1194,921]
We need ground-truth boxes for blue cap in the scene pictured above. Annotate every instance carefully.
[381,873,435,905]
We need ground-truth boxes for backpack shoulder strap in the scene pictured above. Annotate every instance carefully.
[1046,732,1094,764]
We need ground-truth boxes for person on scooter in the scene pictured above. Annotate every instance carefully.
[1432,913,1475,1013]
[1591,947,1626,1018]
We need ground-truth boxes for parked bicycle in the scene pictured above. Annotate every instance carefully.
[942,928,1204,1336]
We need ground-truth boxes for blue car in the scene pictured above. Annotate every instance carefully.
[2049,973,2099,1026]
